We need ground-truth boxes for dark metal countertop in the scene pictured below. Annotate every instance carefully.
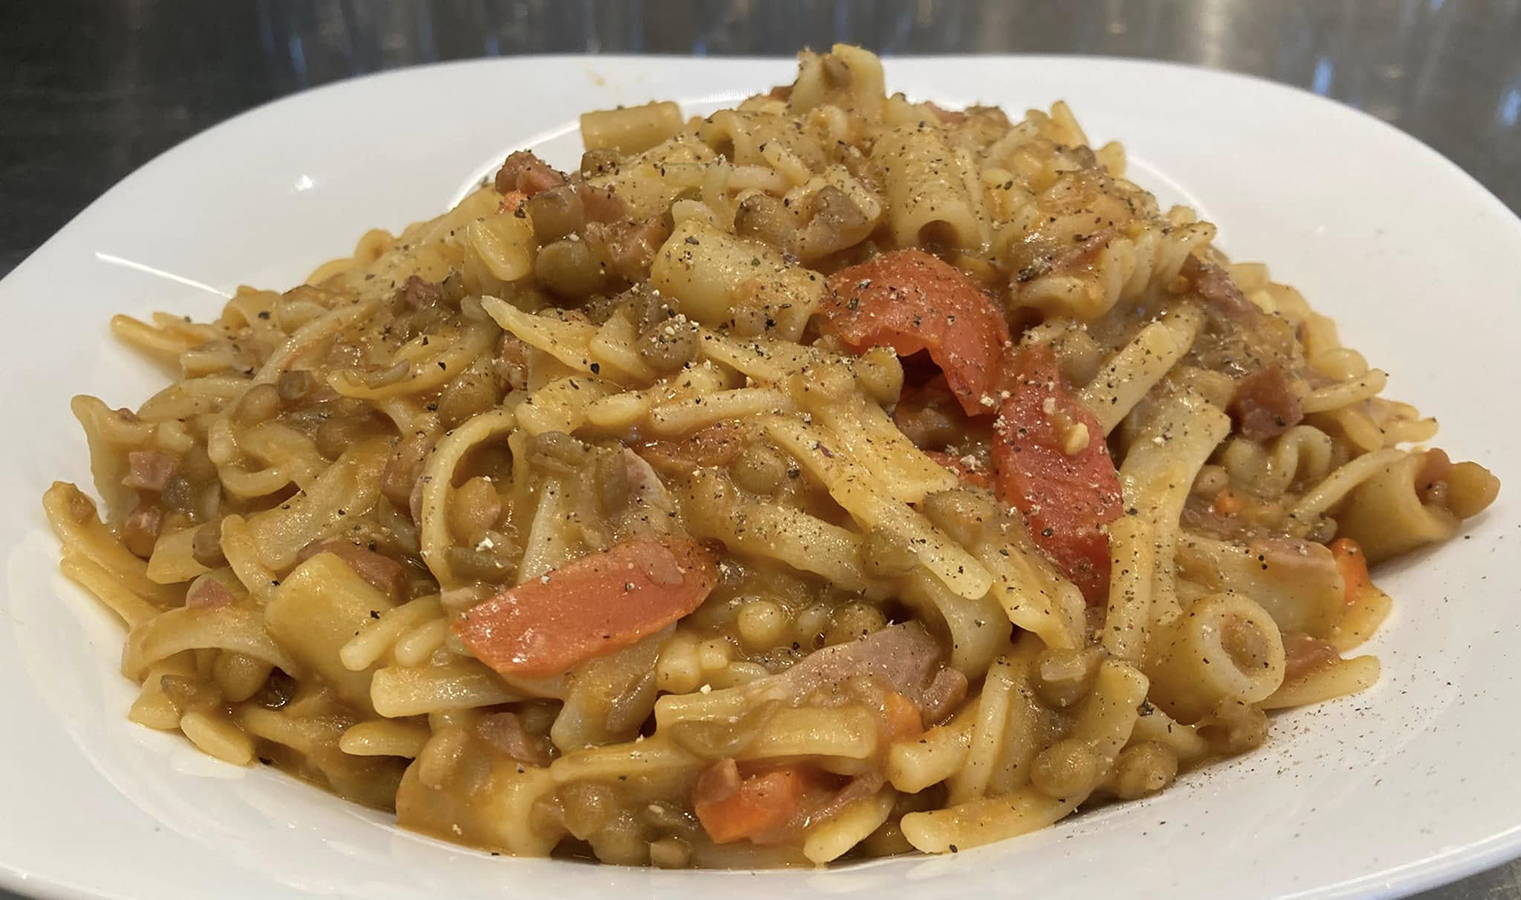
[1,2,1518,898]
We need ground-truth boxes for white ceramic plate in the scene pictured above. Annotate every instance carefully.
[2,54,1518,900]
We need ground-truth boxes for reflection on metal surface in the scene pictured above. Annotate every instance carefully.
[1312,56,1334,96]
[1500,81,1521,129]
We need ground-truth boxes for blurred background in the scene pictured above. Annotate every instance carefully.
[2,0,1519,277]
[0,1,1518,896]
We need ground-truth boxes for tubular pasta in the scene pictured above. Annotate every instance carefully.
[59,553,162,628]
[947,651,1019,803]
[416,409,516,587]
[243,440,390,571]
[122,604,295,682]
[342,595,444,671]
[1301,369,1388,414]
[679,469,880,596]
[809,399,957,505]
[1144,593,1286,722]
[581,101,684,155]
[340,720,432,758]
[886,705,977,793]
[975,536,1086,652]
[1101,514,1155,663]
[43,482,182,607]
[1334,450,1463,562]
[873,125,982,251]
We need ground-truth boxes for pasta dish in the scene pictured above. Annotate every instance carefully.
[44,45,1500,867]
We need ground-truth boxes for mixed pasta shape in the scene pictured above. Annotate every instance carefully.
[47,44,1499,867]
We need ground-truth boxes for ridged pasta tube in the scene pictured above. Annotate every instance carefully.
[1144,593,1286,723]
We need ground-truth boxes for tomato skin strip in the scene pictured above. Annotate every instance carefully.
[823,250,1010,416]
[992,345,1123,604]
[453,537,718,677]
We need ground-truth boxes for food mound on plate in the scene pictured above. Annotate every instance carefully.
[45,44,1499,866]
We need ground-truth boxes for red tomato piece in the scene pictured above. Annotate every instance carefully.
[822,249,1011,416]
[992,344,1122,604]
[452,537,718,677]
[1329,537,1371,605]
[638,420,745,475]
[881,691,925,743]
[499,190,529,214]
[693,760,816,845]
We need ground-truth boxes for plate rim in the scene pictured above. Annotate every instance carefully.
[3,51,1519,900]
[9,52,1517,283]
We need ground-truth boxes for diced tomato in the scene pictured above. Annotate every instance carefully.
[992,344,1122,604]
[1281,631,1339,682]
[452,537,718,677]
[924,450,993,490]
[822,249,1011,416]
[499,190,529,214]
[693,760,815,845]
[881,691,924,742]
[1212,488,1245,516]
[1329,537,1371,605]
[638,420,745,475]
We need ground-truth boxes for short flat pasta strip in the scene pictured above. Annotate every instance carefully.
[370,660,522,717]
[811,400,956,504]
[1079,305,1202,434]
[765,416,992,600]
[483,298,599,373]
[1260,655,1380,710]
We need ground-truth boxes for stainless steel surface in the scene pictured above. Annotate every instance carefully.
[0,1,1517,897]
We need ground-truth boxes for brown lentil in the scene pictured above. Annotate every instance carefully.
[535,237,606,302]
[191,519,227,568]
[1031,738,1101,799]
[526,185,585,243]
[527,430,590,473]
[276,370,316,403]
[860,527,919,578]
[233,383,281,426]
[436,371,499,429]
[449,476,503,544]
[730,443,789,495]
[636,318,698,373]
[1032,647,1103,709]
[1110,742,1179,800]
